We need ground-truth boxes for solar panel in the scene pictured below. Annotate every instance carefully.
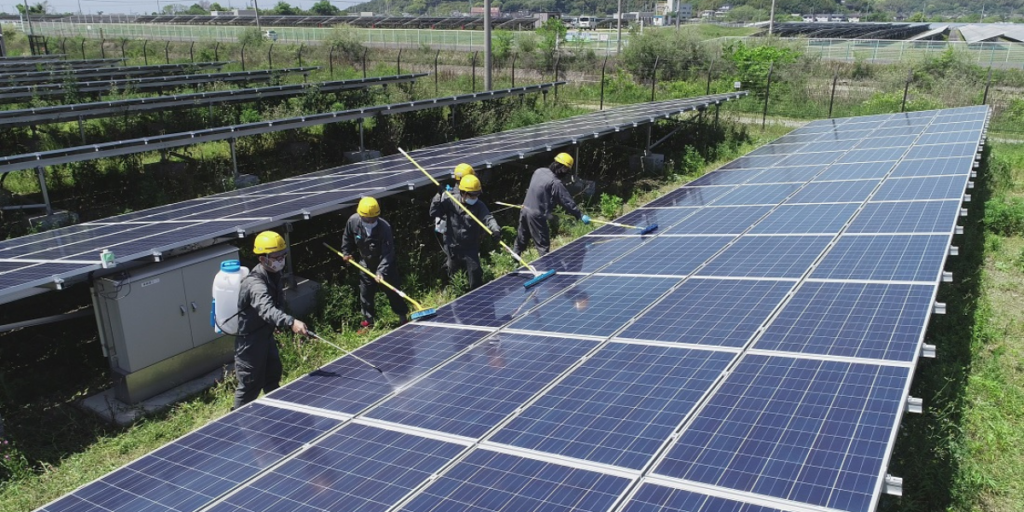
[0,92,744,306]
[34,104,986,512]
[0,62,228,85]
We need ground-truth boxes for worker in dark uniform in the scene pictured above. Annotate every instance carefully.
[341,196,408,334]
[513,152,590,257]
[435,163,473,275]
[234,231,308,409]
[430,174,501,290]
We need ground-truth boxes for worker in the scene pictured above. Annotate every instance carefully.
[234,231,308,409]
[430,174,501,290]
[513,152,590,257]
[341,196,409,334]
[435,163,474,256]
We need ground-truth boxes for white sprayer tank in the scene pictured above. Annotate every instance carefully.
[212,259,249,334]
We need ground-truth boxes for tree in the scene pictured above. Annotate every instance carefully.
[16,1,49,14]
[209,2,227,10]
[726,5,767,22]
[309,0,340,15]
[272,1,299,15]
[535,17,566,70]
[185,3,210,14]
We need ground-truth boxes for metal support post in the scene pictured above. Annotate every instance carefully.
[397,48,402,75]
[268,43,274,70]
[78,116,86,144]
[599,56,608,110]
[650,56,659,102]
[646,124,652,151]
[511,53,517,87]
[434,50,440,94]
[982,66,993,104]
[229,138,239,178]
[36,166,52,216]
[164,41,170,64]
[80,39,85,59]
[828,70,838,118]
[189,41,194,63]
[762,61,774,130]
[282,225,295,287]
[471,51,478,92]
[901,68,912,112]
[143,39,148,66]
[706,58,715,95]
[214,42,219,61]
[240,42,246,71]
[361,47,367,79]
[616,0,622,54]
[358,118,365,155]
[329,43,336,78]
[297,44,303,67]
[121,39,127,61]
[100,39,105,59]
[484,0,492,91]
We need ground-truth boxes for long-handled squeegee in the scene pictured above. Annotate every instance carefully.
[399,148,556,289]
[495,202,658,235]
[307,331,385,374]
[323,242,438,321]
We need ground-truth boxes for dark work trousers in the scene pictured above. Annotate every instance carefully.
[359,263,409,323]
[513,211,552,257]
[447,248,484,290]
[233,334,282,409]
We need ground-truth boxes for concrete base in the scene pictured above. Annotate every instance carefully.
[629,153,665,174]
[234,174,260,189]
[286,276,320,318]
[27,210,78,230]
[78,365,230,426]
[344,150,382,163]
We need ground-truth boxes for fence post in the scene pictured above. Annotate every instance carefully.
[61,37,67,56]
[706,57,715,95]
[362,47,367,79]
[982,66,993,105]
[241,42,247,71]
[189,41,194,63]
[472,51,478,92]
[434,50,440,94]
[100,39,105,59]
[650,56,659,102]
[329,43,336,78]
[80,39,86,59]
[164,41,170,64]
[214,42,219,61]
[120,38,126,61]
[143,39,148,65]
[762,61,774,130]
[901,67,912,112]
[397,48,402,75]
[828,69,838,118]
[268,42,274,70]
[511,53,517,87]
[599,55,608,110]
[297,43,303,67]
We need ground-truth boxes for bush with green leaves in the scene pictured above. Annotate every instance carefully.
[724,41,798,100]
[985,196,1024,236]
[621,27,710,81]
[600,193,624,218]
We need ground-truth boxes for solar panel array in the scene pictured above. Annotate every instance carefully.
[37,105,986,512]
[0,92,742,305]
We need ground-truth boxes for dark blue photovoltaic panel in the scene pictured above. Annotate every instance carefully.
[916,131,981,145]
[796,139,861,153]
[774,132,826,144]
[688,170,763,186]
[744,165,826,184]
[491,344,732,469]
[853,135,919,149]
[711,184,801,206]
[533,237,647,273]
[847,200,961,233]
[268,325,488,413]
[890,156,974,177]
[0,261,83,288]
[618,279,793,347]
[601,236,732,276]
[747,143,806,156]
[873,175,969,201]
[365,332,594,438]
[655,355,909,512]
[429,273,582,328]
[209,423,464,512]
[904,142,978,160]
[814,128,875,142]
[835,147,907,164]
[749,203,860,234]
[754,281,933,361]
[590,208,697,235]
[786,180,879,204]
[645,186,733,208]
[722,155,787,169]
[665,206,773,235]
[812,234,949,281]
[620,484,787,512]
[775,151,844,167]
[40,404,340,512]
[927,120,985,133]
[398,449,631,512]
[507,276,677,337]
[814,161,896,181]
[697,236,832,278]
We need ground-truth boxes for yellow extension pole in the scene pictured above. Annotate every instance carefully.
[322,242,427,312]
[495,201,642,230]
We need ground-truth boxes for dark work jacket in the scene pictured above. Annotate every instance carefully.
[434,186,461,247]
[429,192,500,252]
[340,214,397,275]
[237,263,293,338]
[522,167,583,220]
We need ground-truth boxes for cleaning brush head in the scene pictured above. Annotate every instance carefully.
[410,308,437,321]
[524,269,557,288]
[640,224,659,235]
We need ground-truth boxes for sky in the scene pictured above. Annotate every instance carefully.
[5,0,368,15]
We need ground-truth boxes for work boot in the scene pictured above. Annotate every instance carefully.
[357,320,372,335]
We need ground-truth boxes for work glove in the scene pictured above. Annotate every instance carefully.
[376,272,384,283]
[439,184,452,195]
[581,215,591,225]
[341,253,353,263]
[492,231,502,242]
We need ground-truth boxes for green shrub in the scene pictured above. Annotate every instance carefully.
[985,196,1024,236]
[600,193,624,218]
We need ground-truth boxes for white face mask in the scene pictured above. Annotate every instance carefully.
[464,197,478,205]
[362,221,377,233]
[265,257,286,273]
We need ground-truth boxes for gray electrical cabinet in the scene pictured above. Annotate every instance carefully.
[92,245,239,404]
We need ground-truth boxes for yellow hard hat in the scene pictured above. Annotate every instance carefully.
[254,231,286,254]
[554,152,574,168]
[454,163,474,181]
[357,196,380,217]
[459,174,482,193]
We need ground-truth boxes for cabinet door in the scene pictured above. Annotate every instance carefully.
[118,270,193,371]
[181,254,235,347]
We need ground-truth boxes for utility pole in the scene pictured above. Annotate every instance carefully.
[253,0,261,32]
[768,0,776,35]
[23,0,33,35]
[614,0,622,54]
[484,0,492,90]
